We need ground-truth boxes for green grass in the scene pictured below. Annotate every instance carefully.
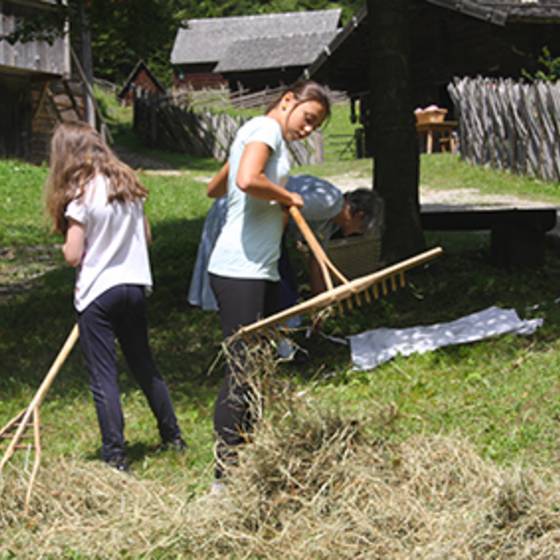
[3,110,560,507]
[421,152,560,204]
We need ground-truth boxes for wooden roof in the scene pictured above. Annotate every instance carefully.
[306,0,560,95]
[117,60,166,99]
[170,9,341,69]
[214,31,338,73]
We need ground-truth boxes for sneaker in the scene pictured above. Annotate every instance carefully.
[210,481,226,496]
[106,454,130,473]
[159,436,188,453]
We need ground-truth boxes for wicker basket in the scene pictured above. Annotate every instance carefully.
[325,232,382,279]
[415,108,447,125]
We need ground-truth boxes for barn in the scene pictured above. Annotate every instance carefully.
[0,0,75,162]
[118,60,166,106]
[170,9,342,92]
[306,0,560,155]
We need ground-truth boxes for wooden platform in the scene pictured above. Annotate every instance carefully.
[420,206,557,266]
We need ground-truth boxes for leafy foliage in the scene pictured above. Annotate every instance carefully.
[0,1,66,45]
[2,0,363,87]
[522,46,560,82]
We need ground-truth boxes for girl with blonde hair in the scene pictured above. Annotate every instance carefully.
[45,122,185,471]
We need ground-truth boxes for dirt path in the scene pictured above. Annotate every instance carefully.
[324,173,555,210]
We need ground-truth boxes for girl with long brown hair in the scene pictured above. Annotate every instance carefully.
[44,122,185,471]
[206,80,331,490]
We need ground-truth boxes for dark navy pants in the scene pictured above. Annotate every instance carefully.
[77,284,181,462]
[209,273,279,479]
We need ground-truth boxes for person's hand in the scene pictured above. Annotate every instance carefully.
[288,192,304,208]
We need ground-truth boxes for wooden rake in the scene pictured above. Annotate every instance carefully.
[239,207,443,335]
[0,324,79,513]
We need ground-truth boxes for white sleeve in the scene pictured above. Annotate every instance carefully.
[64,197,87,225]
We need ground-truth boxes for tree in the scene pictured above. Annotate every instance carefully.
[522,47,560,82]
[367,0,425,261]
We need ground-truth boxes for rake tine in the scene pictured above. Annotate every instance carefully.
[364,289,371,304]
[24,408,41,514]
[0,409,26,438]
[391,274,398,291]
[399,271,406,288]
[354,292,363,306]
[382,279,388,296]
[1,433,33,440]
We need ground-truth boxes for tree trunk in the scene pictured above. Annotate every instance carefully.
[77,0,96,128]
[368,0,425,262]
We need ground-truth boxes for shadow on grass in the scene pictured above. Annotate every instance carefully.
[111,124,221,173]
[285,235,560,384]
[3,225,560,426]
[0,215,224,415]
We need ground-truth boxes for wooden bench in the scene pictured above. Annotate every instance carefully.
[420,207,557,266]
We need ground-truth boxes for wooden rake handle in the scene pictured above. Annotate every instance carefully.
[288,206,349,289]
[0,324,79,472]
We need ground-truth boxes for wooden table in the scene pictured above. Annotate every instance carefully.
[416,120,458,154]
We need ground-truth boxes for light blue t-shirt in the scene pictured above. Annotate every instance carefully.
[188,175,344,311]
[208,116,291,281]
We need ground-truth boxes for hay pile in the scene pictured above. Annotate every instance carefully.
[2,337,560,558]
[186,402,560,559]
[0,460,189,557]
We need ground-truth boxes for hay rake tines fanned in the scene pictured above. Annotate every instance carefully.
[239,207,443,335]
[0,324,79,513]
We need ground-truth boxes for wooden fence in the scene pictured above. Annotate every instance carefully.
[448,77,560,182]
[134,93,324,165]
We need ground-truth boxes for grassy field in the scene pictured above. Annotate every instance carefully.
[3,109,560,555]
[2,151,560,469]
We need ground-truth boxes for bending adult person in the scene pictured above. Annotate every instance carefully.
[188,175,378,312]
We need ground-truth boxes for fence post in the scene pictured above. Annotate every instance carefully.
[150,95,157,147]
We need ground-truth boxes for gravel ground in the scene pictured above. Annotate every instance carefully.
[324,173,555,210]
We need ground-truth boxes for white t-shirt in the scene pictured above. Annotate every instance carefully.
[207,116,291,281]
[65,174,152,312]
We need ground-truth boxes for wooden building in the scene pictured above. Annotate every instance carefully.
[117,60,166,106]
[306,0,560,154]
[170,9,342,92]
[0,0,74,162]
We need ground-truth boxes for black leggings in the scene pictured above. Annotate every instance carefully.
[209,273,279,478]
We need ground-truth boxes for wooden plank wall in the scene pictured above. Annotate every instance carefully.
[0,3,69,76]
[29,80,59,163]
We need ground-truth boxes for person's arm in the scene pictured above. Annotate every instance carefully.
[207,162,229,198]
[236,143,303,207]
[63,219,85,267]
[308,254,327,295]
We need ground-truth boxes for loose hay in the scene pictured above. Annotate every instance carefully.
[3,337,560,558]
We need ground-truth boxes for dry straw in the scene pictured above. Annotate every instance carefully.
[3,336,560,558]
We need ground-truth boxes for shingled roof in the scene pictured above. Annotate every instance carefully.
[427,0,560,23]
[306,0,560,83]
[170,9,342,68]
[214,31,338,73]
